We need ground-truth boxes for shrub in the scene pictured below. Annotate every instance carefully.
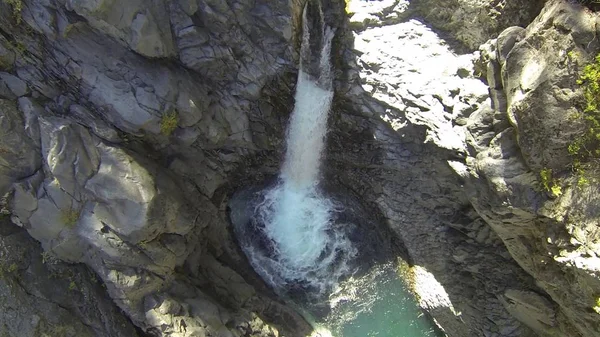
[539,168,562,197]
[160,110,179,136]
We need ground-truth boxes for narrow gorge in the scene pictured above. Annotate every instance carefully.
[0,0,599,337]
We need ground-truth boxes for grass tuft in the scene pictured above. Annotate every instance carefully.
[60,208,80,227]
[160,110,179,136]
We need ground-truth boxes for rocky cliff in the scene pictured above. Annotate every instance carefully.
[0,0,316,335]
[463,1,600,336]
[0,0,599,337]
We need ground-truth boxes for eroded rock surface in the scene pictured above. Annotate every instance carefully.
[462,1,600,336]
[337,1,542,336]
[0,217,139,337]
[0,0,313,335]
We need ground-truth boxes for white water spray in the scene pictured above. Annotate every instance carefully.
[281,12,335,188]
[249,7,355,293]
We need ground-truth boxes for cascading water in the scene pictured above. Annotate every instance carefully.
[232,5,356,296]
[229,4,445,336]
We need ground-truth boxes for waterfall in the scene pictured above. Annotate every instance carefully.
[232,5,355,295]
[281,9,334,188]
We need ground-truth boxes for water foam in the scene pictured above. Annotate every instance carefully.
[242,6,356,295]
[252,182,355,293]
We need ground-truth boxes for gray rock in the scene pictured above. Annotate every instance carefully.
[462,2,600,337]
[496,26,525,68]
[69,104,121,142]
[0,218,139,337]
[67,0,175,58]
[501,289,557,335]
[502,1,596,172]
[0,100,41,195]
[0,72,28,97]
[409,0,544,50]
[17,97,43,147]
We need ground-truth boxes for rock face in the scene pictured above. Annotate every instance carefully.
[1,0,599,337]
[462,1,600,336]
[0,0,312,335]
[409,0,546,50]
[340,1,541,336]
[348,0,545,51]
[0,217,139,337]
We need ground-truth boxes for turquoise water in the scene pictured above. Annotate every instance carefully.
[323,263,445,337]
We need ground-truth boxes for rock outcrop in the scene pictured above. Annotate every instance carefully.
[410,0,546,50]
[462,1,600,336]
[346,0,546,51]
[0,216,139,336]
[0,0,314,335]
[340,1,543,336]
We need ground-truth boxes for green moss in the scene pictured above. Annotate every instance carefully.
[9,40,26,55]
[565,52,600,185]
[2,0,22,24]
[7,263,17,273]
[574,53,600,156]
[159,110,179,136]
[0,262,18,277]
[60,208,80,227]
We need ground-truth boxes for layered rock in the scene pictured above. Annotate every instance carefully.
[462,0,600,336]
[348,0,545,51]
[338,1,544,336]
[410,0,546,50]
[0,217,139,336]
[0,0,313,335]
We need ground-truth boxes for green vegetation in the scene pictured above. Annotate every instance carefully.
[564,52,600,187]
[539,168,562,197]
[60,208,80,227]
[0,262,18,277]
[160,109,179,136]
[2,0,22,24]
[576,0,600,5]
[594,297,600,314]
[41,251,59,265]
[397,258,419,300]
